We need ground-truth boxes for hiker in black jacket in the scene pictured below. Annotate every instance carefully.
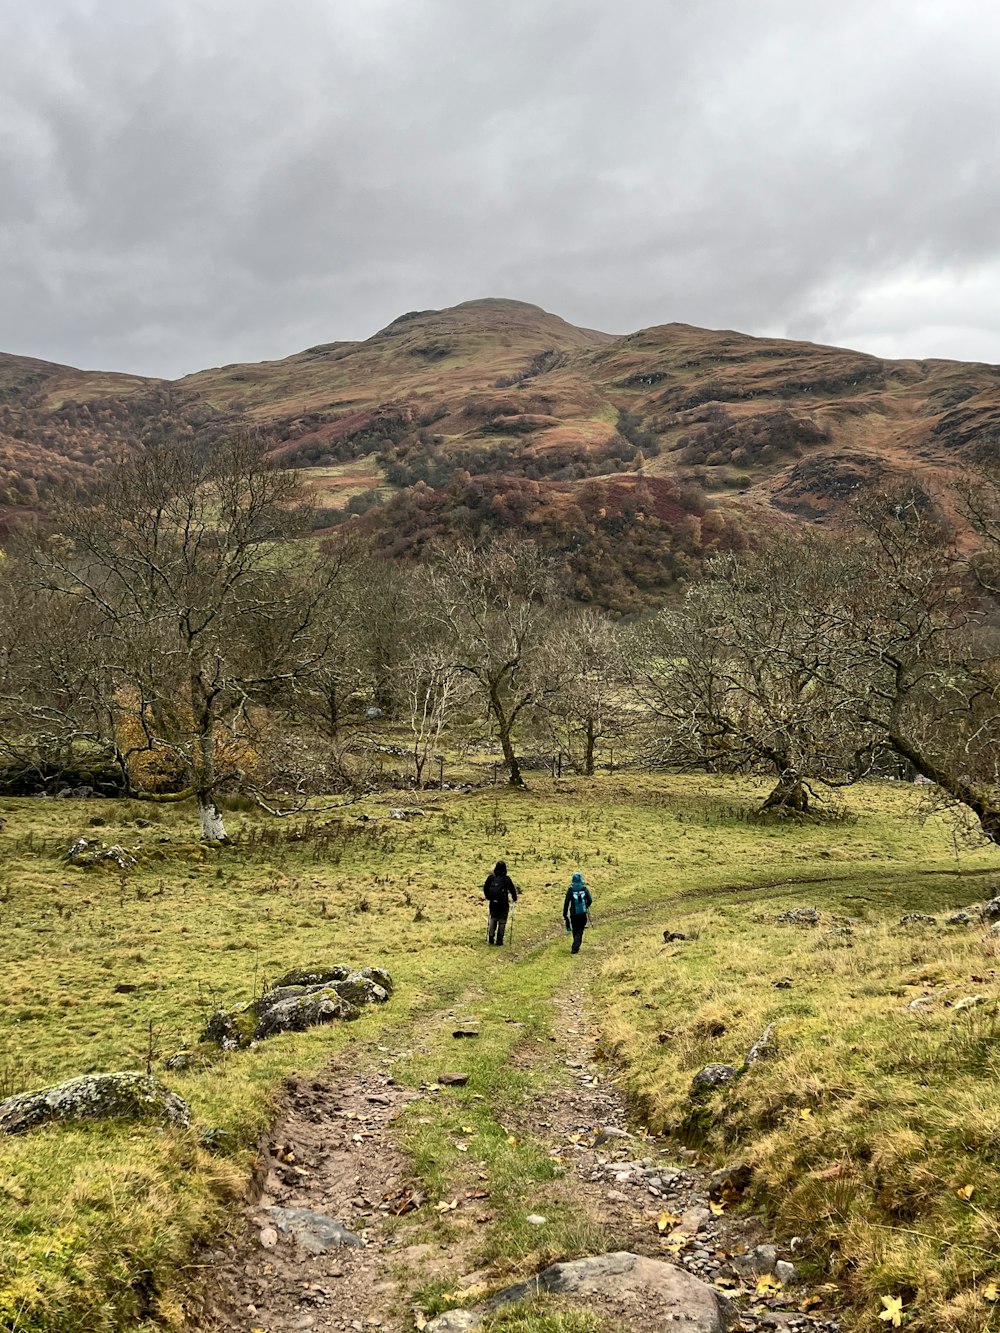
[563,871,593,954]
[483,859,518,945]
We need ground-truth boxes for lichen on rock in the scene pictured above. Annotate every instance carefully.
[0,1072,190,1135]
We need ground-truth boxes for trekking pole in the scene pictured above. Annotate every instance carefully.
[508,904,515,948]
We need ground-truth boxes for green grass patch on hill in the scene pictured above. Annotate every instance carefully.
[0,776,998,1332]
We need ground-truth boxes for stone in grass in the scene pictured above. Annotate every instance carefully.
[708,1160,753,1203]
[952,994,988,1012]
[438,1073,470,1086]
[425,1314,482,1333]
[898,913,937,926]
[744,1023,778,1066]
[776,907,820,926]
[0,1072,189,1136]
[689,1064,741,1100]
[945,910,980,927]
[593,1125,631,1146]
[488,1252,736,1331]
[525,1214,547,1225]
[261,1206,362,1253]
[982,896,1000,922]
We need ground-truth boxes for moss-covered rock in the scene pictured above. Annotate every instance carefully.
[272,964,353,988]
[200,966,395,1049]
[254,986,361,1039]
[358,966,394,995]
[0,1072,190,1135]
[332,973,390,1007]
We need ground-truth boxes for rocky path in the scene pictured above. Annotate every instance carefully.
[507,992,843,1333]
[188,988,844,1333]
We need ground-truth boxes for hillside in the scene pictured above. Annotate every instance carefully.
[3,298,999,605]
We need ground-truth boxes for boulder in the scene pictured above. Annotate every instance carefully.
[982,897,1000,922]
[690,1064,741,1100]
[358,965,394,995]
[272,964,353,988]
[254,987,361,1039]
[899,913,937,926]
[200,1008,244,1049]
[333,973,390,1007]
[0,1072,189,1135]
[64,838,137,871]
[488,1252,736,1331]
[201,966,394,1048]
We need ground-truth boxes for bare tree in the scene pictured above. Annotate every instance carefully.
[543,608,631,775]
[22,435,353,839]
[843,486,1000,843]
[426,538,563,787]
[637,534,879,810]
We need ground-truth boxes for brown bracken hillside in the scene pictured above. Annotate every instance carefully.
[4,297,999,608]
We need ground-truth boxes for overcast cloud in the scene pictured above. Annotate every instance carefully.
[2,0,1000,377]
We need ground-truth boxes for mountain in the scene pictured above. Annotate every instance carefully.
[2,297,999,606]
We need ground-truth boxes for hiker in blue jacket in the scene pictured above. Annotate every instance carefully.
[563,871,593,954]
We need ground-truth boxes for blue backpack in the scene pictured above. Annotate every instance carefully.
[570,886,588,916]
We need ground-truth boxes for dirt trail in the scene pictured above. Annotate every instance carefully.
[190,1059,420,1333]
[188,984,843,1333]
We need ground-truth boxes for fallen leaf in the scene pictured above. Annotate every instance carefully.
[460,1126,475,1134]
[657,1211,682,1232]
[956,1183,975,1201]
[709,1200,726,1216]
[434,1198,458,1212]
[984,1282,999,1302]
[756,1274,784,1296]
[799,1108,813,1120]
[414,1312,428,1330]
[879,1294,904,1327]
[506,1135,518,1145]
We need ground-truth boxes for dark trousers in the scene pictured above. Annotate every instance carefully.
[488,909,509,945]
[570,914,587,953]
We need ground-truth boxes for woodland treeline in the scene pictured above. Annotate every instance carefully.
[2,437,1000,847]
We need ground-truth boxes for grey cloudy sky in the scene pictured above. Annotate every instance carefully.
[3,0,1000,377]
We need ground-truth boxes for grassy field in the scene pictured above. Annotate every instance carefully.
[0,776,998,1332]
